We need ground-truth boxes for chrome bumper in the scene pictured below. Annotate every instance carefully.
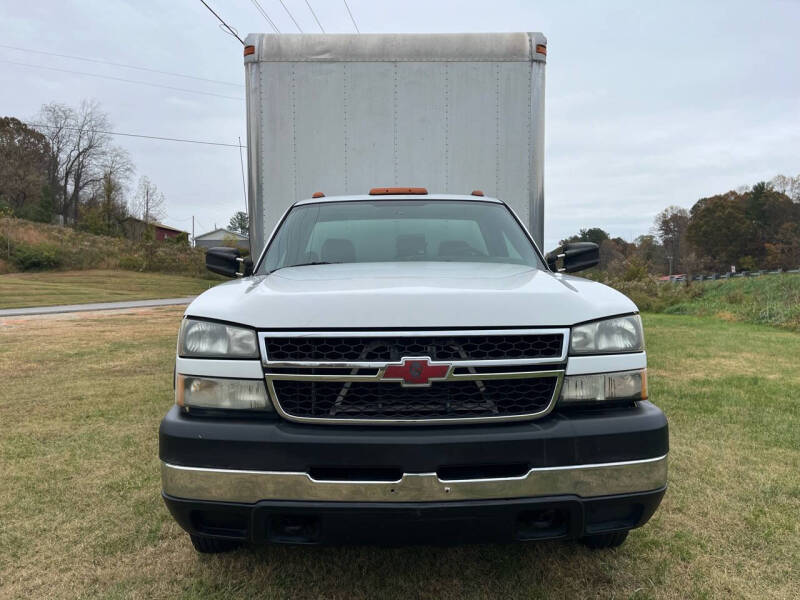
[162,455,667,504]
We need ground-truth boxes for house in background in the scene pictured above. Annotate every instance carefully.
[122,217,189,242]
[194,228,250,251]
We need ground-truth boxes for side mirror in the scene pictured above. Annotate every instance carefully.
[205,247,253,278]
[545,242,599,274]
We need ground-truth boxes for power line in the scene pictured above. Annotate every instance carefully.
[0,43,242,88]
[250,0,281,33]
[198,0,245,45]
[27,122,246,148]
[342,0,360,33]
[1,59,244,101]
[304,0,325,32]
[278,0,304,32]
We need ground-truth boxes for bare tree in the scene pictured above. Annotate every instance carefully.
[35,100,114,225]
[83,146,134,233]
[769,173,800,203]
[132,175,166,223]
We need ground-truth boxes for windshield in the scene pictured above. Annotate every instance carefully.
[258,200,543,274]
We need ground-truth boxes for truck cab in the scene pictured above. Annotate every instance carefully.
[159,190,668,552]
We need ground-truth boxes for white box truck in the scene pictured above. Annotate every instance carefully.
[159,33,668,553]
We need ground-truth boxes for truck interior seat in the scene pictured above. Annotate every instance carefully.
[396,234,427,258]
[438,240,472,257]
[321,238,356,263]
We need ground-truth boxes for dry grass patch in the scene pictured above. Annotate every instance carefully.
[0,310,798,599]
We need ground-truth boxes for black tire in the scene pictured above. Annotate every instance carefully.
[189,534,241,554]
[580,531,629,549]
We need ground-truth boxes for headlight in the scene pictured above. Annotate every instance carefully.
[559,369,647,405]
[570,315,644,355]
[176,375,271,410]
[178,319,258,358]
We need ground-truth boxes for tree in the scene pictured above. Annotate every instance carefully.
[598,238,626,273]
[81,147,134,235]
[654,206,690,275]
[764,222,800,269]
[687,192,756,270]
[633,235,666,274]
[228,211,249,235]
[35,100,117,225]
[132,175,165,223]
[769,173,800,203]
[745,182,797,261]
[0,117,51,220]
[560,227,610,246]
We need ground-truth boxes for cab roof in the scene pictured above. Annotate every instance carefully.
[294,193,503,207]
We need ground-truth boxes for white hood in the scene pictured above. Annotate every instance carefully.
[186,262,637,329]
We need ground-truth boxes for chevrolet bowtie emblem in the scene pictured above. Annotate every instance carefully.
[382,357,451,386]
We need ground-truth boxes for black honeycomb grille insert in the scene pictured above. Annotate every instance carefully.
[272,377,558,420]
[264,334,563,362]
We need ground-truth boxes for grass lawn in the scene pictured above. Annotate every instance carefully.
[0,309,798,599]
[0,270,218,309]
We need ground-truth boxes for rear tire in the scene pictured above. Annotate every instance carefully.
[580,531,629,549]
[189,534,241,554]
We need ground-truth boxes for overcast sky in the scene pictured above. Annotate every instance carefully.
[1,0,798,249]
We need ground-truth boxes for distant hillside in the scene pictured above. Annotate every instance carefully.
[0,217,211,277]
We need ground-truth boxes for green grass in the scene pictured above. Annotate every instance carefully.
[662,274,800,331]
[0,270,218,309]
[0,309,798,598]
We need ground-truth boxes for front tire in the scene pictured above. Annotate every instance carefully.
[580,531,629,549]
[190,534,241,554]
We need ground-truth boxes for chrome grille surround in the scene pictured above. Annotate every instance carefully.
[259,329,569,425]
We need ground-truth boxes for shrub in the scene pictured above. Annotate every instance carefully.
[594,272,703,312]
[118,255,146,271]
[11,242,62,270]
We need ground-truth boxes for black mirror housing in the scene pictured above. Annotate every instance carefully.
[545,242,599,274]
[205,247,253,278]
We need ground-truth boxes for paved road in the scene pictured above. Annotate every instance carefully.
[0,297,195,317]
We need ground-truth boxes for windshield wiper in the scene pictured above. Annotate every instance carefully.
[269,261,337,274]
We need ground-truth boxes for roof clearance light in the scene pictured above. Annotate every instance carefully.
[369,187,428,195]
[535,44,547,55]
[244,45,255,56]
[471,190,485,196]
[311,192,325,198]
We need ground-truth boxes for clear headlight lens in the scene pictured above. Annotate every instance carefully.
[559,369,647,404]
[176,375,271,410]
[178,319,258,358]
[570,315,644,355]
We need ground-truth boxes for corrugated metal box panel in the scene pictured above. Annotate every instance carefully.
[244,33,546,255]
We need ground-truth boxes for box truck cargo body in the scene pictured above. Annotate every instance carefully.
[243,32,547,255]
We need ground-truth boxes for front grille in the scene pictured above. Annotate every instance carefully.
[264,334,563,362]
[271,378,558,421]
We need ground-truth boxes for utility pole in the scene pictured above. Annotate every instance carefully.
[192,216,195,247]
